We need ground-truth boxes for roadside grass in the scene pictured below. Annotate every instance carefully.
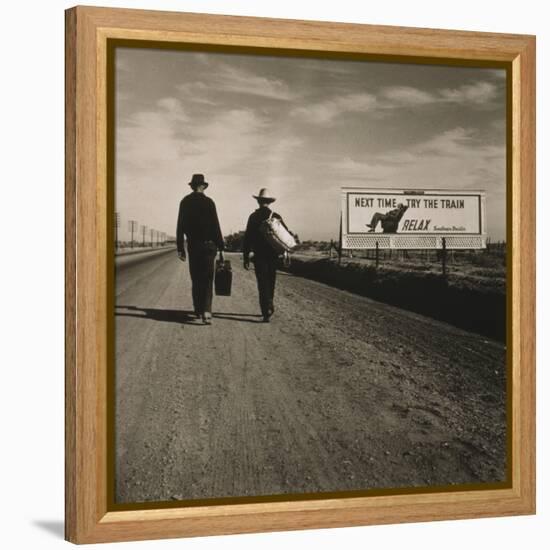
[283,250,506,342]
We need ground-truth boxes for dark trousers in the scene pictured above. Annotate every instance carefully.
[253,255,277,316]
[369,212,399,233]
[369,212,386,230]
[187,241,217,314]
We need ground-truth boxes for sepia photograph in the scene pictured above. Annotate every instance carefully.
[112,45,508,506]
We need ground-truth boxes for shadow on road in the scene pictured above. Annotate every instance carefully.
[116,306,264,324]
[213,312,264,323]
[116,305,197,324]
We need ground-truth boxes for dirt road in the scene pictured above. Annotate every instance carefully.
[115,251,507,504]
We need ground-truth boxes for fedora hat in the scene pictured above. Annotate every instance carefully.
[189,173,209,189]
[253,188,276,203]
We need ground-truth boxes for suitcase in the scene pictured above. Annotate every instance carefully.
[215,254,232,296]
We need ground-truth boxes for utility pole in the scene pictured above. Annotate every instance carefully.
[150,228,154,247]
[128,220,138,249]
[141,225,147,247]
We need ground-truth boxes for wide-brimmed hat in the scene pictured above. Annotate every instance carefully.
[253,188,276,203]
[189,173,209,189]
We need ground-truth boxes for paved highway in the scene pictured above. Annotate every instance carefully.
[115,250,507,504]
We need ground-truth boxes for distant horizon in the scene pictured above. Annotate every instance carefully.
[115,48,506,242]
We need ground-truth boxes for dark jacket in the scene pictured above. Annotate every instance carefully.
[243,206,289,261]
[176,192,224,254]
[386,204,408,220]
[382,204,408,233]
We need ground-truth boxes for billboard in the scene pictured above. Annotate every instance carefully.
[341,188,486,249]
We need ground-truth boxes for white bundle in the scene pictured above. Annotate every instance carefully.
[260,213,297,253]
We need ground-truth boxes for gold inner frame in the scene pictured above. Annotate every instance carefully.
[103,37,514,513]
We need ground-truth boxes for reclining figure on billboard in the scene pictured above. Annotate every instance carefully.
[366,203,409,233]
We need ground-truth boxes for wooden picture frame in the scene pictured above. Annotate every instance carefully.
[65,5,535,544]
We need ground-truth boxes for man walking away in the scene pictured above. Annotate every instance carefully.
[176,174,225,325]
[243,188,290,323]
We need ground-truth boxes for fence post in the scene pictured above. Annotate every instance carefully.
[338,214,343,265]
[442,237,447,278]
[375,241,379,268]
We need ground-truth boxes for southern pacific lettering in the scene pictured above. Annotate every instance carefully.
[401,219,431,231]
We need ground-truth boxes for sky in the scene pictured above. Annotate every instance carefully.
[115,47,506,242]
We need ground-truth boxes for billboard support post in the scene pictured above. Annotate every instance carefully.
[338,213,343,265]
[442,237,447,278]
[375,241,379,268]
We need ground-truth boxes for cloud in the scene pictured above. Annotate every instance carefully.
[292,93,377,123]
[379,81,499,109]
[439,81,498,105]
[487,68,507,80]
[156,97,189,120]
[381,86,435,106]
[119,98,269,174]
[116,97,191,170]
[295,80,500,124]
[331,126,503,179]
[213,56,501,113]
[175,81,218,105]
[177,64,295,103]
[217,65,295,100]
[115,56,131,73]
[414,127,476,157]
[188,108,268,171]
[413,127,504,161]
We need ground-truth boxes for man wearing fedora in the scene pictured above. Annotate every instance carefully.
[176,174,225,324]
[243,188,289,323]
